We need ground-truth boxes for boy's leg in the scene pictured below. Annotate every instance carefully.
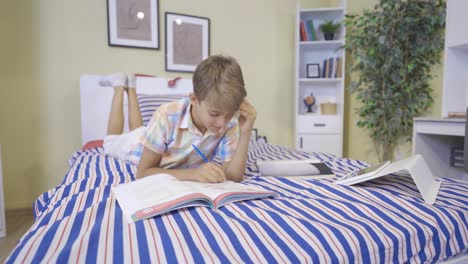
[99,72,128,135]
[127,74,143,130]
[107,86,126,135]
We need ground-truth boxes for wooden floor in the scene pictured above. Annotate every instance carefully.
[0,209,34,263]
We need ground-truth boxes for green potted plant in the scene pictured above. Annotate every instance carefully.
[319,20,341,40]
[344,0,446,161]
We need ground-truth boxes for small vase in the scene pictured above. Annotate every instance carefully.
[324,33,335,41]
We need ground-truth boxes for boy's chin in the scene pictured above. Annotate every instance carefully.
[208,127,224,134]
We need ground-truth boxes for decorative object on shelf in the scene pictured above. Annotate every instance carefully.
[306,63,320,78]
[321,102,337,115]
[319,20,341,40]
[106,0,160,49]
[165,12,210,73]
[345,0,445,161]
[303,93,316,113]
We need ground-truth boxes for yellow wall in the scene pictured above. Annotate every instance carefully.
[0,0,444,210]
[0,0,297,209]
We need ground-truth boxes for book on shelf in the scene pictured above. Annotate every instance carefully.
[300,21,308,41]
[323,59,329,78]
[328,57,334,78]
[257,158,334,179]
[320,57,343,79]
[335,57,342,78]
[322,58,328,78]
[306,20,317,41]
[113,173,277,223]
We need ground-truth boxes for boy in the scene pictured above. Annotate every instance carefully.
[101,55,256,183]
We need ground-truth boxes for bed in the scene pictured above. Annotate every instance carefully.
[5,75,468,263]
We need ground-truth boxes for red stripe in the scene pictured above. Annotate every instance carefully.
[46,215,71,262]
[230,205,287,263]
[166,215,188,263]
[21,196,66,264]
[358,202,395,263]
[46,183,82,262]
[20,222,49,264]
[293,199,348,262]
[255,208,308,261]
[225,211,262,262]
[148,220,161,262]
[263,200,328,260]
[104,198,113,262]
[76,208,94,264]
[260,179,347,261]
[76,185,101,264]
[182,210,215,262]
[127,225,135,264]
[200,209,238,260]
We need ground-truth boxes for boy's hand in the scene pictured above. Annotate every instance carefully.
[194,163,226,183]
[238,99,257,134]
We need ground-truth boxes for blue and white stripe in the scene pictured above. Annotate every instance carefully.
[137,94,187,126]
[7,142,468,263]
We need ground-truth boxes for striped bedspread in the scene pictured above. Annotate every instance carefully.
[6,142,468,263]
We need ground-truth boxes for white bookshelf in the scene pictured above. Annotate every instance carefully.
[294,1,346,156]
[441,0,468,117]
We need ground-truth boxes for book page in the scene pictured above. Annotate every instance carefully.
[183,181,276,208]
[112,174,206,222]
[335,161,390,185]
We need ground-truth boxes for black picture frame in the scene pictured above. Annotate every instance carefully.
[165,12,210,73]
[106,0,160,49]
[306,63,320,78]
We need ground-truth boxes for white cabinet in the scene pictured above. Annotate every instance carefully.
[412,118,467,181]
[412,0,468,181]
[296,134,341,155]
[0,145,6,238]
[441,0,468,117]
[294,2,346,156]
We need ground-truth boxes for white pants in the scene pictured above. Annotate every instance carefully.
[103,126,146,163]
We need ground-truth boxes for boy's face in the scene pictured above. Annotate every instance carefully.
[190,94,235,134]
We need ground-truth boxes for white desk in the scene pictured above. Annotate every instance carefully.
[412,117,467,181]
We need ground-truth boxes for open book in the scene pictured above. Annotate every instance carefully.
[335,154,441,204]
[257,158,334,179]
[112,173,277,222]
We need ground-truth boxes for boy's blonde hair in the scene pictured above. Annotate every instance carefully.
[192,55,247,114]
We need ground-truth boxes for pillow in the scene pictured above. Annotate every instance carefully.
[137,94,187,126]
[81,139,104,150]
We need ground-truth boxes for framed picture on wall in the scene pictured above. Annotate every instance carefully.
[306,63,320,78]
[107,0,160,49]
[165,12,210,72]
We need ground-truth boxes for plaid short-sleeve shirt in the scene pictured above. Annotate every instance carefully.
[127,98,239,169]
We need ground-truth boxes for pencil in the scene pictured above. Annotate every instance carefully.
[192,144,209,162]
